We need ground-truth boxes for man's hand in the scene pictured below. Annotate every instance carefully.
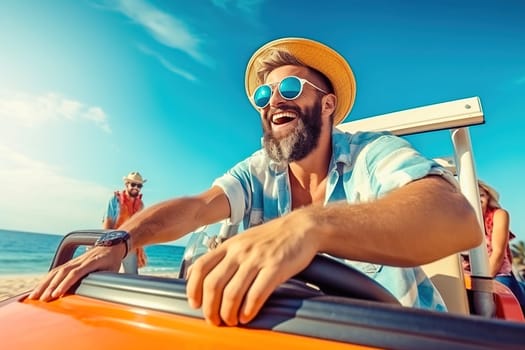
[28,244,125,301]
[186,213,319,326]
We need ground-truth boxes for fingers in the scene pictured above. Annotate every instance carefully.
[186,248,261,326]
[28,246,121,301]
[28,270,58,300]
[200,258,239,326]
[220,265,259,326]
[49,262,95,300]
[186,249,226,310]
[29,263,80,301]
[186,223,317,326]
[238,268,282,324]
[187,249,283,326]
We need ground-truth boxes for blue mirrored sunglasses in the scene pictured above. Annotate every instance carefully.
[251,75,328,109]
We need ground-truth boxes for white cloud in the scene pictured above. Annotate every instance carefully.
[0,91,111,133]
[211,0,264,15]
[137,44,197,82]
[113,0,210,65]
[0,144,112,235]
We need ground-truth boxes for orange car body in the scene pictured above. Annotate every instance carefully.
[1,295,365,350]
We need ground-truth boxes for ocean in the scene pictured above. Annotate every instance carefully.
[0,229,185,276]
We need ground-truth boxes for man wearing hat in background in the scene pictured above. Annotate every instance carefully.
[31,38,482,326]
[101,171,148,273]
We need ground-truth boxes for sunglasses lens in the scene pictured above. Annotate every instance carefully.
[130,183,143,189]
[137,184,143,189]
[253,85,272,108]
[279,76,302,99]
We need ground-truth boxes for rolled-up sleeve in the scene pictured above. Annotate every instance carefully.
[212,174,247,225]
[353,134,458,198]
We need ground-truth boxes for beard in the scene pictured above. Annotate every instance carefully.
[262,99,323,164]
[126,189,139,197]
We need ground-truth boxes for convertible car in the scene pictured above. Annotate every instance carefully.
[1,97,524,349]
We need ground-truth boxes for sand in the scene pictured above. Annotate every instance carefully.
[0,275,43,301]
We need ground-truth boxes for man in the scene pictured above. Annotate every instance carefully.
[102,171,148,273]
[30,37,482,327]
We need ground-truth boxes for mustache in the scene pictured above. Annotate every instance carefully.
[267,104,301,116]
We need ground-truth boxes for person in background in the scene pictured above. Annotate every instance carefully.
[102,171,148,273]
[30,37,482,326]
[470,180,525,313]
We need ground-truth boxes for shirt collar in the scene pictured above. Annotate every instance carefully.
[330,128,353,174]
[261,128,354,174]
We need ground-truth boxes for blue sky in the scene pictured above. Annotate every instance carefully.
[0,0,524,246]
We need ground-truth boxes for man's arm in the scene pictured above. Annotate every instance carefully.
[311,175,482,265]
[186,176,482,326]
[29,186,230,301]
[120,186,231,252]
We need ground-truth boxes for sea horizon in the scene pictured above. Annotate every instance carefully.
[0,227,63,237]
[0,228,185,276]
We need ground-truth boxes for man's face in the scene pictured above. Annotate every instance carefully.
[259,65,326,163]
[126,182,142,197]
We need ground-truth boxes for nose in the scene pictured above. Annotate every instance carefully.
[267,85,286,108]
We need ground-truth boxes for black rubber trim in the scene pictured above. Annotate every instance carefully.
[295,254,399,304]
[74,272,525,350]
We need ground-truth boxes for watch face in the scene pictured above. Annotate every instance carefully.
[96,231,130,247]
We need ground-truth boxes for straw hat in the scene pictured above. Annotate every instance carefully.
[123,171,147,184]
[478,180,500,208]
[245,37,357,125]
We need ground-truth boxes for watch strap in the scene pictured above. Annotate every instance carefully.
[122,234,131,259]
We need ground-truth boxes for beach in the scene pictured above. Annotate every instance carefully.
[0,229,185,302]
[0,274,43,301]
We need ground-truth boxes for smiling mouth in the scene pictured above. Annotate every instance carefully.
[272,111,297,125]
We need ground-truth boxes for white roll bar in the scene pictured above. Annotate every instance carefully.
[337,96,489,276]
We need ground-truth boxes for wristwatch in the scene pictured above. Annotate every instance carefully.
[94,230,131,259]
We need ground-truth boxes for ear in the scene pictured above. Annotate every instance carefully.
[321,93,337,118]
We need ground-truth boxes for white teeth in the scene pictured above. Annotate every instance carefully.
[272,112,296,124]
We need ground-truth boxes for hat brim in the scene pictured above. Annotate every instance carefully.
[245,37,356,125]
[123,177,147,184]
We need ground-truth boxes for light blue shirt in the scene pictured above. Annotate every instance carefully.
[102,194,120,225]
[213,129,456,311]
